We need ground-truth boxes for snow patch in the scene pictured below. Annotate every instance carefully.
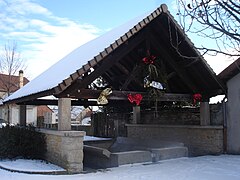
[0,159,64,172]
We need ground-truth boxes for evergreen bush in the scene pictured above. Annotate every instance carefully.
[0,125,46,159]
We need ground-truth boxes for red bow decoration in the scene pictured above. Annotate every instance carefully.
[128,94,143,106]
[142,51,156,64]
[193,93,202,105]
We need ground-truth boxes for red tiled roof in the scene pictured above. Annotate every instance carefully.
[37,105,53,117]
[0,73,29,93]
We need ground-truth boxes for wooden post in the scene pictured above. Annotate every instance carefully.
[58,98,71,131]
[19,105,27,126]
[200,101,210,126]
[132,106,141,124]
[114,119,119,137]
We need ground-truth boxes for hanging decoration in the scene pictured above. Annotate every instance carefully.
[127,93,143,106]
[141,50,168,98]
[193,93,202,105]
[144,76,151,88]
[97,88,112,105]
[142,50,156,64]
[144,76,164,90]
[141,50,168,118]
[149,81,164,90]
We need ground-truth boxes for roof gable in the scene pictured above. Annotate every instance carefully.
[218,58,240,83]
[4,4,225,104]
[5,7,157,103]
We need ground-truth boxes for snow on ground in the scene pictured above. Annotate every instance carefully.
[0,159,64,172]
[84,135,112,141]
[1,155,240,179]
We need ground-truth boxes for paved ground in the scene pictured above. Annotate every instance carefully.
[1,155,240,180]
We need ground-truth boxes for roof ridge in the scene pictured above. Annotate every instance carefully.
[55,5,166,94]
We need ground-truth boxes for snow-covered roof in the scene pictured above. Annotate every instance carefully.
[4,4,225,104]
[4,7,155,103]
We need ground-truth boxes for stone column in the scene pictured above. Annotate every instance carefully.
[132,106,141,124]
[19,70,26,126]
[200,101,210,126]
[58,98,71,131]
[19,105,26,126]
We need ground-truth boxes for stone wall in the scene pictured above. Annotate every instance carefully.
[140,108,200,125]
[210,103,224,125]
[40,129,85,173]
[126,124,223,156]
[138,105,223,126]
[227,72,240,154]
[71,125,94,136]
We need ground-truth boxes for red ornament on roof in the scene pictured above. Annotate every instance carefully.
[128,93,143,106]
[142,50,156,64]
[193,93,202,105]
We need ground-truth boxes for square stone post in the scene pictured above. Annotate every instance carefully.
[200,101,210,126]
[132,106,141,124]
[58,98,71,131]
[41,129,85,173]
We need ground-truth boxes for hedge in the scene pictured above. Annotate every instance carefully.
[0,125,46,159]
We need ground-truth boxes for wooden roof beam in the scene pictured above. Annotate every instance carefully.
[120,65,142,91]
[61,88,193,102]
[148,32,199,93]
[56,31,146,97]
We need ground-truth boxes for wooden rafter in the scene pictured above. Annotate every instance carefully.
[120,65,142,91]
[148,29,199,93]
[4,89,55,104]
[59,88,192,102]
[57,31,146,97]
[116,62,130,75]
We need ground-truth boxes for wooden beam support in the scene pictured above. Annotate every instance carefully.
[17,99,98,106]
[120,65,142,90]
[4,89,55,105]
[167,72,177,80]
[58,89,193,102]
[116,62,130,75]
[58,31,146,96]
[148,32,198,93]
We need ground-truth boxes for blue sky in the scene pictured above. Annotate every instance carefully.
[36,0,170,29]
[0,0,231,79]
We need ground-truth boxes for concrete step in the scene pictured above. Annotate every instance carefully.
[150,146,188,162]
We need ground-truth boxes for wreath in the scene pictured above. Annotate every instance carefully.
[141,50,168,100]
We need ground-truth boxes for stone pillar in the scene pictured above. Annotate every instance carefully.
[40,129,85,173]
[19,105,26,126]
[132,106,141,124]
[58,98,71,131]
[200,101,210,126]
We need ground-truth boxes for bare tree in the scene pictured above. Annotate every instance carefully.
[0,41,26,123]
[0,41,25,96]
[176,0,240,57]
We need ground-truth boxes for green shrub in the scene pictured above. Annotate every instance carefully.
[0,125,46,159]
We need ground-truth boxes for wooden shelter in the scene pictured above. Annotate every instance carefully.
[2,5,228,172]
[4,4,225,130]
